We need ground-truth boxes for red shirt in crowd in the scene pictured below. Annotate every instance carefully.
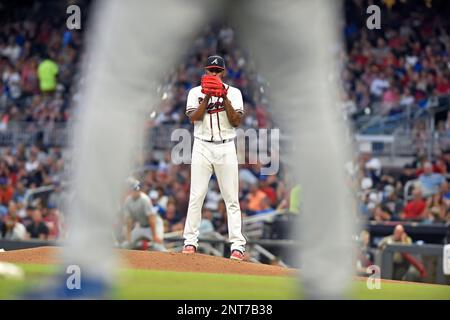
[403,199,426,219]
[0,185,14,205]
[354,54,369,67]
[261,186,277,206]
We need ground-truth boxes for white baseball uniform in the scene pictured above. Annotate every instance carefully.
[183,83,246,253]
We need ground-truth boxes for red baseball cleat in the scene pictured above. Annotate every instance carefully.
[230,250,244,261]
[182,245,196,254]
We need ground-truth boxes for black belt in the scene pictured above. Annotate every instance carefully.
[196,137,233,144]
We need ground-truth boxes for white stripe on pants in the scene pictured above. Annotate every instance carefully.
[183,138,246,252]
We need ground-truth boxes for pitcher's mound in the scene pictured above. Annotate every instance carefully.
[0,247,295,277]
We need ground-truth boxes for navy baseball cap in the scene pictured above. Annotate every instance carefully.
[205,55,225,70]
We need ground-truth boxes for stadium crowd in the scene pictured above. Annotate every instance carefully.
[344,0,450,225]
[0,1,81,241]
[358,148,450,224]
[342,0,450,119]
[0,0,449,245]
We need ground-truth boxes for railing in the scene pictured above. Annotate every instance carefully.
[380,244,448,284]
[354,134,395,158]
[368,222,449,247]
[1,95,447,160]
[145,124,191,151]
[355,94,450,135]
[354,94,450,158]
[24,185,55,205]
[0,122,69,147]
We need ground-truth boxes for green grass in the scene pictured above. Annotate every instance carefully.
[114,268,297,299]
[0,263,449,299]
[351,280,450,300]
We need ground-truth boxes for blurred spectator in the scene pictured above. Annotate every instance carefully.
[399,87,415,108]
[37,53,59,94]
[372,204,392,222]
[440,181,450,202]
[418,162,445,197]
[258,177,277,207]
[378,225,418,280]
[0,177,14,206]
[26,207,49,240]
[253,197,276,216]
[400,188,426,220]
[398,163,417,186]
[149,186,169,214]
[381,185,403,218]
[212,200,227,235]
[163,201,184,233]
[246,184,267,214]
[21,205,35,229]
[199,207,215,235]
[378,225,412,249]
[204,181,222,212]
[364,156,382,187]
[16,201,26,220]
[1,205,27,240]
[287,183,301,214]
[12,181,27,205]
[423,193,447,223]
[2,63,22,101]
[43,205,61,240]
[370,72,389,98]
[359,192,374,218]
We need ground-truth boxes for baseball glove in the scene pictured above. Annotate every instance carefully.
[201,75,228,97]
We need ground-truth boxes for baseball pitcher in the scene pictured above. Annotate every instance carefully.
[182,55,246,260]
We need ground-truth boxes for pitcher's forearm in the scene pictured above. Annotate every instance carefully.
[223,96,241,127]
[188,95,211,122]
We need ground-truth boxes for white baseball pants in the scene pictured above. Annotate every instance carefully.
[183,138,246,252]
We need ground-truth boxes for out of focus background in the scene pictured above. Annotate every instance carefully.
[0,0,449,285]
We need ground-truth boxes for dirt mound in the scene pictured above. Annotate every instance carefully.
[0,246,295,277]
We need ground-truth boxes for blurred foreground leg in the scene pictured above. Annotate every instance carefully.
[63,0,206,289]
[234,0,357,299]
